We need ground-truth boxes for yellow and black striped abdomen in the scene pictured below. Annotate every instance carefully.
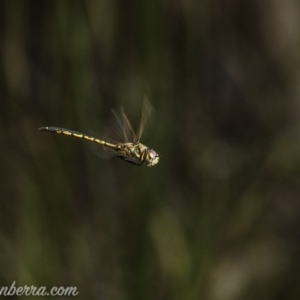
[39,126,117,150]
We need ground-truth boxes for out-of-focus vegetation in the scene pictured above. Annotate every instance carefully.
[1,0,300,299]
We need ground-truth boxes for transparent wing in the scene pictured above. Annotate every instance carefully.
[136,96,153,142]
[89,139,116,159]
[111,106,136,143]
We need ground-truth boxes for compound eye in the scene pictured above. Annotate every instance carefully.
[145,149,159,167]
[146,150,156,162]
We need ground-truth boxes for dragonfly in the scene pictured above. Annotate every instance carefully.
[39,99,160,167]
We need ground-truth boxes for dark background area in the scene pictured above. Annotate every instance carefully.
[1,0,300,299]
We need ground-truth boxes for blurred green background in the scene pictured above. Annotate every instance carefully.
[1,0,300,299]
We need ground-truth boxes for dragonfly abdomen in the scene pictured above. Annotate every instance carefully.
[39,127,117,150]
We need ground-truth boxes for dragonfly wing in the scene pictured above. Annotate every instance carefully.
[112,107,136,143]
[87,130,116,159]
[136,97,153,143]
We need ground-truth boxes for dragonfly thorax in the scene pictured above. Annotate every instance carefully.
[115,142,159,167]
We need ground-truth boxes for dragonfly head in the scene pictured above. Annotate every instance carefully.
[145,149,160,167]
